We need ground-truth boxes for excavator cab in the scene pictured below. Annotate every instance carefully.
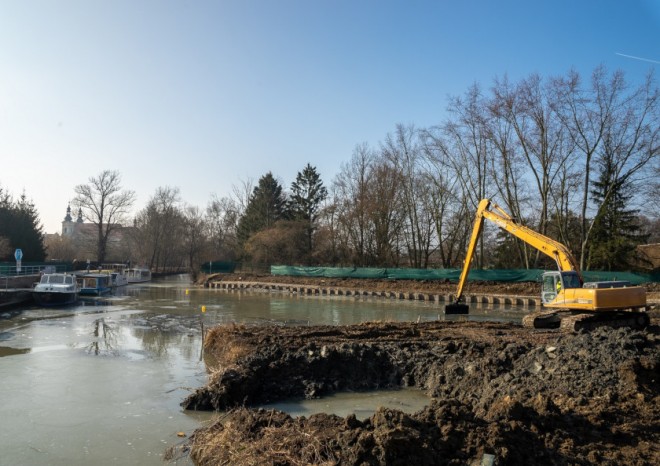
[541,271,581,305]
[541,272,561,304]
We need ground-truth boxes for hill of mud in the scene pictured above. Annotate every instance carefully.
[174,314,660,465]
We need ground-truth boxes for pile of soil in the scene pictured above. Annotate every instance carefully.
[175,315,660,465]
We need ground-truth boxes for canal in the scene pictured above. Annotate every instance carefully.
[0,275,526,465]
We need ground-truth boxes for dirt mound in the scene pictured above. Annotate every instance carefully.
[174,319,660,465]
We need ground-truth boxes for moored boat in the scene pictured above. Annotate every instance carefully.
[100,264,130,287]
[126,267,151,284]
[33,273,80,306]
[109,271,129,287]
[78,273,113,296]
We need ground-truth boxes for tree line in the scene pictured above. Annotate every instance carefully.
[0,188,46,261]
[2,65,658,273]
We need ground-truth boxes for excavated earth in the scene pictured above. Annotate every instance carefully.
[174,275,660,465]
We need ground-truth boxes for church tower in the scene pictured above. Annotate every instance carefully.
[62,205,75,237]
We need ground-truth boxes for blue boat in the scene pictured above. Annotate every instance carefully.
[78,273,113,296]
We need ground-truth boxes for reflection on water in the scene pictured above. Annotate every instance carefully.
[0,275,527,466]
[87,317,118,356]
[0,345,30,357]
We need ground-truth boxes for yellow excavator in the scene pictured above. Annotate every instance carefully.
[445,199,649,332]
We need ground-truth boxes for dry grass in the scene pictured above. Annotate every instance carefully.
[203,323,256,370]
[187,408,339,466]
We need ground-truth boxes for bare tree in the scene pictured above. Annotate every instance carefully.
[44,234,76,261]
[73,170,135,263]
[133,186,182,270]
[230,178,254,218]
[647,162,660,217]
[206,194,240,261]
[425,84,494,268]
[181,205,208,273]
[366,159,403,266]
[490,74,575,267]
[383,124,434,268]
[333,143,375,266]
[553,66,659,268]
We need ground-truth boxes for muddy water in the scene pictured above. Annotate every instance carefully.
[0,276,527,465]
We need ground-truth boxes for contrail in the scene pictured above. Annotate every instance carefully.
[615,52,660,65]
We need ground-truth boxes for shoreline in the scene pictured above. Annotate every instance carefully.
[204,279,543,307]
[201,272,660,307]
[176,318,660,465]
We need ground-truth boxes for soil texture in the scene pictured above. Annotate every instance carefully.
[175,310,660,465]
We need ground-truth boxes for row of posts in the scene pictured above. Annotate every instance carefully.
[207,281,541,307]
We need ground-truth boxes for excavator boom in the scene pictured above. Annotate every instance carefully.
[447,199,581,313]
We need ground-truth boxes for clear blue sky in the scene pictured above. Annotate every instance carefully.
[1,0,658,234]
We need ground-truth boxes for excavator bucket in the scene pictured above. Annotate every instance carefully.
[445,302,469,314]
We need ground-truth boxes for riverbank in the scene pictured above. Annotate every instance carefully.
[176,319,659,465]
[173,275,660,465]
[200,272,660,306]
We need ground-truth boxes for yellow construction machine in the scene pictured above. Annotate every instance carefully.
[445,199,649,332]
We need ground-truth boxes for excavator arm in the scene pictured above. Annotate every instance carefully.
[446,199,582,314]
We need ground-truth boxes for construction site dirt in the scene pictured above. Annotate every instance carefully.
[173,274,660,465]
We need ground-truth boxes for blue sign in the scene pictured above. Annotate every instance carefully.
[14,249,23,261]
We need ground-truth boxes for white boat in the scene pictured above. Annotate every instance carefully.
[109,271,129,287]
[126,267,152,283]
[100,264,129,287]
[33,273,80,306]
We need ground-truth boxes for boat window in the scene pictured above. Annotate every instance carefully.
[50,275,64,284]
[65,276,73,284]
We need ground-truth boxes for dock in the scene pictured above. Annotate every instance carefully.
[0,274,39,310]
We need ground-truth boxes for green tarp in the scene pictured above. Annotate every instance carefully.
[270,266,659,284]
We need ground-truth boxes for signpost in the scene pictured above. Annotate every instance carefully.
[14,248,23,273]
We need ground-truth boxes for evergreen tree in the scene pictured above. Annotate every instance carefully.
[588,156,647,271]
[0,189,46,261]
[237,172,289,248]
[289,164,328,262]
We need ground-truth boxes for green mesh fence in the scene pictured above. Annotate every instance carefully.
[270,266,659,284]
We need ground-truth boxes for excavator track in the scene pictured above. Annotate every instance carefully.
[523,308,650,333]
[559,310,650,333]
[522,309,565,329]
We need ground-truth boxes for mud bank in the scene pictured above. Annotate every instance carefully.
[176,314,660,465]
[201,272,660,307]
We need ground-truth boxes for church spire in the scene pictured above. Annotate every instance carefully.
[77,208,84,223]
[64,204,72,222]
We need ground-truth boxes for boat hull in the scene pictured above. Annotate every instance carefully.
[33,291,78,306]
[79,287,112,296]
[126,268,152,284]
